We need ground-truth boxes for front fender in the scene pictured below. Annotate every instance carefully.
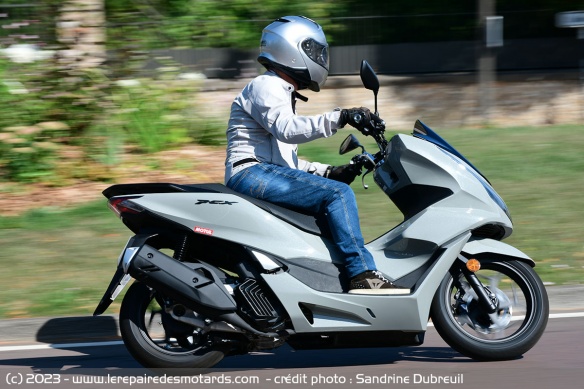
[462,238,535,267]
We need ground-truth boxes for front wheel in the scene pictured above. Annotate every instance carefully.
[430,259,548,361]
[119,282,226,371]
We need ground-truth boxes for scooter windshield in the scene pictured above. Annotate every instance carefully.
[412,120,487,182]
[412,120,510,220]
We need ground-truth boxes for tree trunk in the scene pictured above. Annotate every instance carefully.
[57,0,106,68]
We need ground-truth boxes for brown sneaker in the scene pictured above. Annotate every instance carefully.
[349,271,410,295]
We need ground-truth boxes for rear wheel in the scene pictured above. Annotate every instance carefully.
[430,259,548,361]
[119,282,226,370]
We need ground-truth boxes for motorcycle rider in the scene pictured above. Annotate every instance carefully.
[224,16,408,294]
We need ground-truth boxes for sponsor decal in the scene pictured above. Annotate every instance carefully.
[194,226,214,236]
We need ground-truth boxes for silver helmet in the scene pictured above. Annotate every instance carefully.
[258,16,329,92]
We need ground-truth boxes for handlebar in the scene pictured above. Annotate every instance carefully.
[351,153,376,170]
[360,113,389,153]
[364,112,386,133]
[344,114,389,189]
[342,59,389,188]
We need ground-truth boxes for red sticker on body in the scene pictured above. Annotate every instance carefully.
[194,226,214,236]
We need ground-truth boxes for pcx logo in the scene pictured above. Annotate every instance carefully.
[195,199,238,205]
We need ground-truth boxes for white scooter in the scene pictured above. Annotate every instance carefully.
[94,60,548,370]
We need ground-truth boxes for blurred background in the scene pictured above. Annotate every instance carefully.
[0,0,583,318]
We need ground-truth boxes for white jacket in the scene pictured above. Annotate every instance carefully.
[224,71,342,183]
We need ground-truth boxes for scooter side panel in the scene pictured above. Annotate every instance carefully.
[367,229,439,280]
[131,193,342,263]
[263,233,470,333]
[261,271,425,332]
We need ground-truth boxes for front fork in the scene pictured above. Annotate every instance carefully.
[452,256,499,314]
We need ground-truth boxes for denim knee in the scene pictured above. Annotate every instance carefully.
[327,181,356,203]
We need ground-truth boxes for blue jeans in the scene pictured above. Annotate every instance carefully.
[226,163,377,278]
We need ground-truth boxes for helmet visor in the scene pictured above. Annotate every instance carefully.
[301,38,329,70]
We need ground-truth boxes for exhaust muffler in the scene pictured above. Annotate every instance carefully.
[127,244,237,313]
[127,244,286,337]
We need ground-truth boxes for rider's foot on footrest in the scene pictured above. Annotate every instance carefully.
[348,271,410,295]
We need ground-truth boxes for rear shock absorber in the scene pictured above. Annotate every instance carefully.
[173,234,190,262]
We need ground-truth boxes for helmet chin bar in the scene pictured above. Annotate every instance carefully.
[258,58,317,91]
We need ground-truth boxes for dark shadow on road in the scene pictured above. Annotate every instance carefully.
[36,316,119,344]
[0,344,141,370]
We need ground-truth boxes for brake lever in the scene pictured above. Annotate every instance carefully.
[351,152,376,189]
[358,154,376,189]
[361,168,373,189]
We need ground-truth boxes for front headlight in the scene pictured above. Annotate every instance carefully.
[481,179,512,222]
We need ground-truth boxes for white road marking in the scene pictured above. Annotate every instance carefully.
[0,340,123,352]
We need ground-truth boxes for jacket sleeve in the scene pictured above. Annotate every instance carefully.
[248,77,341,144]
[297,159,330,176]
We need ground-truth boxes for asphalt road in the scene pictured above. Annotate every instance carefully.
[1,286,583,389]
[0,315,583,389]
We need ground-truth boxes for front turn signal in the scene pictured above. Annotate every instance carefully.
[466,258,481,272]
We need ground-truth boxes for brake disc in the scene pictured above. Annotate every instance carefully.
[454,286,512,334]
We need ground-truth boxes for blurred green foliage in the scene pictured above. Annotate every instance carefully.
[0,53,222,184]
[105,0,342,49]
[3,1,580,51]
[102,0,579,49]
[0,56,111,182]
[0,0,581,185]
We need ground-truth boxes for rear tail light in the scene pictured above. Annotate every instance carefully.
[108,196,144,218]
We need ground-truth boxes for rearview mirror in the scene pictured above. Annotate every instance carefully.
[360,60,379,94]
[339,134,363,155]
[360,60,379,115]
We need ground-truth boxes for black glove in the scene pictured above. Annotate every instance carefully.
[339,107,371,131]
[325,164,361,185]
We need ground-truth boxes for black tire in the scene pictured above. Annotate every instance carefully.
[119,282,225,370]
[430,259,549,361]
